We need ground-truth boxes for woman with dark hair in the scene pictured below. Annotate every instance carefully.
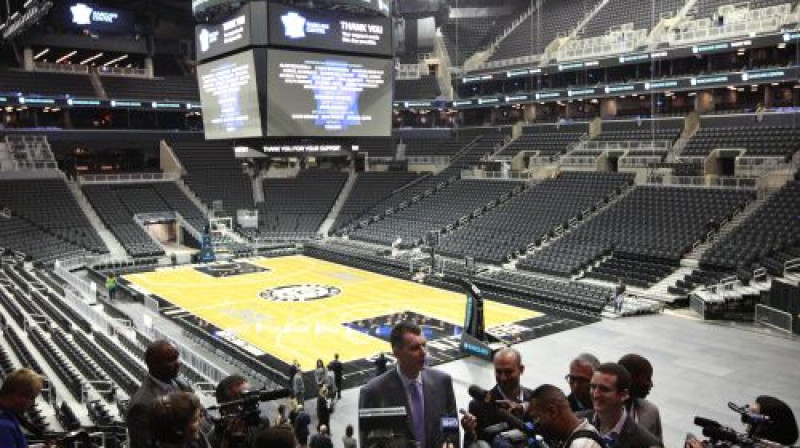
[750,396,798,446]
[342,424,357,448]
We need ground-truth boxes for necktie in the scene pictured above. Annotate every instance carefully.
[408,380,425,448]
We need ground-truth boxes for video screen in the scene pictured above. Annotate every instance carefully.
[197,50,264,140]
[266,49,393,137]
[269,3,392,57]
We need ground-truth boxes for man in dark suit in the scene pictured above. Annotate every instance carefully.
[126,340,192,448]
[359,321,459,448]
[618,354,662,442]
[328,354,343,400]
[461,347,533,446]
[566,353,599,413]
[581,363,661,448]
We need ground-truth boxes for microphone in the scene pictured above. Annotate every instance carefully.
[466,386,532,435]
[694,417,721,428]
[728,402,771,425]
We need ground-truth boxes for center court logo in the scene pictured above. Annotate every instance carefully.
[70,3,93,25]
[260,284,341,302]
[281,12,307,39]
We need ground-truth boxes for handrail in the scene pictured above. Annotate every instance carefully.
[667,5,795,46]
[33,62,90,74]
[460,170,532,181]
[78,172,179,184]
[584,141,672,152]
[645,175,757,189]
[785,257,800,276]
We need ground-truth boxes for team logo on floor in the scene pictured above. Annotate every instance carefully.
[259,284,341,302]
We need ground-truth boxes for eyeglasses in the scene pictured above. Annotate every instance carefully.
[565,374,591,384]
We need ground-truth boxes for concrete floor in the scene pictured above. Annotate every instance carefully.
[321,313,800,448]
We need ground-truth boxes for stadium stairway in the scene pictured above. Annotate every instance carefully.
[319,170,358,236]
[66,182,128,258]
[683,192,773,262]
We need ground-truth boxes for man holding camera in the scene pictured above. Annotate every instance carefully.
[461,348,533,446]
[209,375,271,448]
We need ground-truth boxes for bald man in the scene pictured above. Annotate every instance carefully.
[462,348,533,446]
[126,340,193,448]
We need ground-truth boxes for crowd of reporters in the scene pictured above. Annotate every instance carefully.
[0,323,797,448]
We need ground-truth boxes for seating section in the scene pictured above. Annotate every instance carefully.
[101,76,199,101]
[488,0,603,63]
[82,182,205,256]
[580,0,685,38]
[404,136,473,157]
[83,185,166,257]
[350,179,524,246]
[171,141,255,215]
[521,186,753,283]
[355,137,398,158]
[441,16,512,66]
[0,70,96,97]
[702,179,800,271]
[333,172,421,232]
[481,270,613,314]
[152,183,207,231]
[259,170,348,237]
[395,76,441,100]
[595,121,682,142]
[684,117,800,158]
[0,179,107,260]
[499,129,586,157]
[437,172,633,264]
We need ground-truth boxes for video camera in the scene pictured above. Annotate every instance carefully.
[208,388,291,448]
[692,402,778,448]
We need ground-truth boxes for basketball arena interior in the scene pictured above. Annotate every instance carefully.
[0,0,799,446]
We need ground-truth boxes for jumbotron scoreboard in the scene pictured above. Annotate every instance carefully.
[195,0,394,140]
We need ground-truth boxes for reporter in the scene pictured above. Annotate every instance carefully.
[149,391,209,448]
[749,396,798,446]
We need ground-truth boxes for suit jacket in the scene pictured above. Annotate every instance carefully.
[579,410,662,448]
[126,376,192,448]
[359,367,459,448]
[628,398,662,442]
[467,384,534,445]
[568,392,592,413]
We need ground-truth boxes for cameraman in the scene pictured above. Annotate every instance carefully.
[210,375,271,448]
[526,385,606,448]
[462,348,533,446]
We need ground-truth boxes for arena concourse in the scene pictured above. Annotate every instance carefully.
[0,0,799,447]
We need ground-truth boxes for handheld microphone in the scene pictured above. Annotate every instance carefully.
[728,402,772,425]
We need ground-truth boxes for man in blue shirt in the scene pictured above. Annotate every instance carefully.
[0,368,45,448]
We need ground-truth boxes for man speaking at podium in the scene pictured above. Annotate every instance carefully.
[359,321,460,448]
